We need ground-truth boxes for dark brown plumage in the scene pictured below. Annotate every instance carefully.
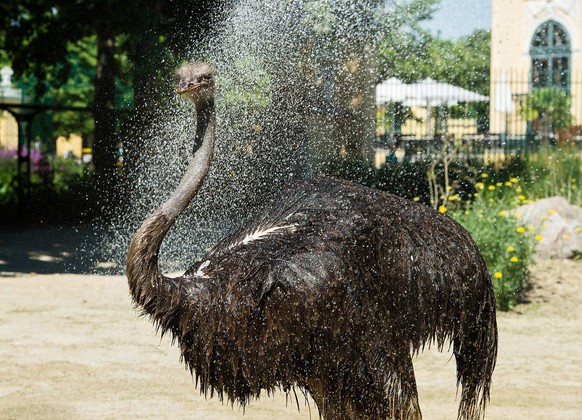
[127,62,497,419]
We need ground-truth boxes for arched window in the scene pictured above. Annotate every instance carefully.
[530,21,571,91]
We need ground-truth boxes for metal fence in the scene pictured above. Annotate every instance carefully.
[488,69,582,141]
[376,133,582,165]
[376,70,582,163]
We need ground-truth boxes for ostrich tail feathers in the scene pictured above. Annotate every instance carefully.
[454,261,498,420]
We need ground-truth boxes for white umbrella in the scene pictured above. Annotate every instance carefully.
[376,77,408,104]
[406,78,488,106]
[376,78,409,140]
[405,78,488,135]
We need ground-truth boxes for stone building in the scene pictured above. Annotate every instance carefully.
[490,0,582,136]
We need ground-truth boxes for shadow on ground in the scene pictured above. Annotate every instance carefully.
[0,224,119,275]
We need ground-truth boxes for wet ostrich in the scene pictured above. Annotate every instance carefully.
[127,62,497,419]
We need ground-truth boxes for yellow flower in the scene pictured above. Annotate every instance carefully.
[413,197,420,202]
[516,227,526,233]
[488,185,496,191]
[510,256,519,263]
[518,195,526,200]
[496,182,503,187]
[505,181,512,187]
[507,245,515,251]
[448,194,459,201]
[510,177,519,183]
[535,234,543,241]
[542,222,549,228]
[481,173,488,178]
[575,227,581,233]
[513,212,521,218]
[464,210,470,215]
[524,199,532,204]
[499,210,507,216]
[549,209,556,214]
[516,187,523,192]
[494,272,503,279]
[572,185,577,190]
[563,234,571,240]
[438,205,447,213]
[528,225,535,231]
[572,178,577,183]
[476,182,485,190]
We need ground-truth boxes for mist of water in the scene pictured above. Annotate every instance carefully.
[96,0,383,273]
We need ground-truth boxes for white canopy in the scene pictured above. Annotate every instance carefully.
[405,78,489,107]
[376,77,409,104]
[376,77,488,106]
[376,78,489,136]
[376,78,489,135]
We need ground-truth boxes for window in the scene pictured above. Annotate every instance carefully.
[530,21,571,91]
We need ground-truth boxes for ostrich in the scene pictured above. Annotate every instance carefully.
[127,62,497,419]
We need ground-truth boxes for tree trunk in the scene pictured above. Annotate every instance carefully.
[93,27,117,206]
[122,32,162,194]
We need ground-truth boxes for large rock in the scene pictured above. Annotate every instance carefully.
[510,196,582,259]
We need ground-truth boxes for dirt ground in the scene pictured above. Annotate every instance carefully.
[0,227,581,419]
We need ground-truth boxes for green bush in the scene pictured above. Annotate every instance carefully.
[452,194,534,311]
[0,151,95,223]
[0,157,18,206]
[51,156,88,193]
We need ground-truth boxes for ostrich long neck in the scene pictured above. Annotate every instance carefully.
[127,98,215,303]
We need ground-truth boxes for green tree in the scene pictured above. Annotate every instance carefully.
[377,0,441,83]
[0,0,222,205]
[378,0,490,95]
[46,36,97,141]
[520,87,574,141]
[377,24,491,132]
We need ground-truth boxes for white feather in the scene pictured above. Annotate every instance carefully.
[243,224,297,244]
[195,260,211,278]
[228,224,297,249]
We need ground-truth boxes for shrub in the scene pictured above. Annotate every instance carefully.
[452,193,534,311]
[520,87,574,141]
[0,149,18,206]
[0,149,95,223]
[51,156,88,193]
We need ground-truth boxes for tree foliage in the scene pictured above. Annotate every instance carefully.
[378,21,490,96]
[377,0,441,83]
[0,0,224,201]
[520,87,574,139]
[377,8,491,132]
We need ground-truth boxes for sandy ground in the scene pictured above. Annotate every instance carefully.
[1,227,581,419]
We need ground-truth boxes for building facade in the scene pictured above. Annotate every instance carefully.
[490,0,582,137]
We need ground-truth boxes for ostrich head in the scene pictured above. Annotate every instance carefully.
[175,62,215,104]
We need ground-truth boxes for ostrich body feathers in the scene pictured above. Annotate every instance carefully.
[129,175,497,419]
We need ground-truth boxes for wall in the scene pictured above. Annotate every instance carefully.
[490,0,582,134]
[0,112,18,150]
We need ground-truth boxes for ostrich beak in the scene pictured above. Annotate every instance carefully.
[176,81,208,95]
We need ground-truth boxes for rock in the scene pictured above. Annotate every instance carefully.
[510,196,582,259]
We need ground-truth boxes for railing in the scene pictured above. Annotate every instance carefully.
[376,133,582,164]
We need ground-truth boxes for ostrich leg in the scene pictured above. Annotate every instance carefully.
[387,351,422,420]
